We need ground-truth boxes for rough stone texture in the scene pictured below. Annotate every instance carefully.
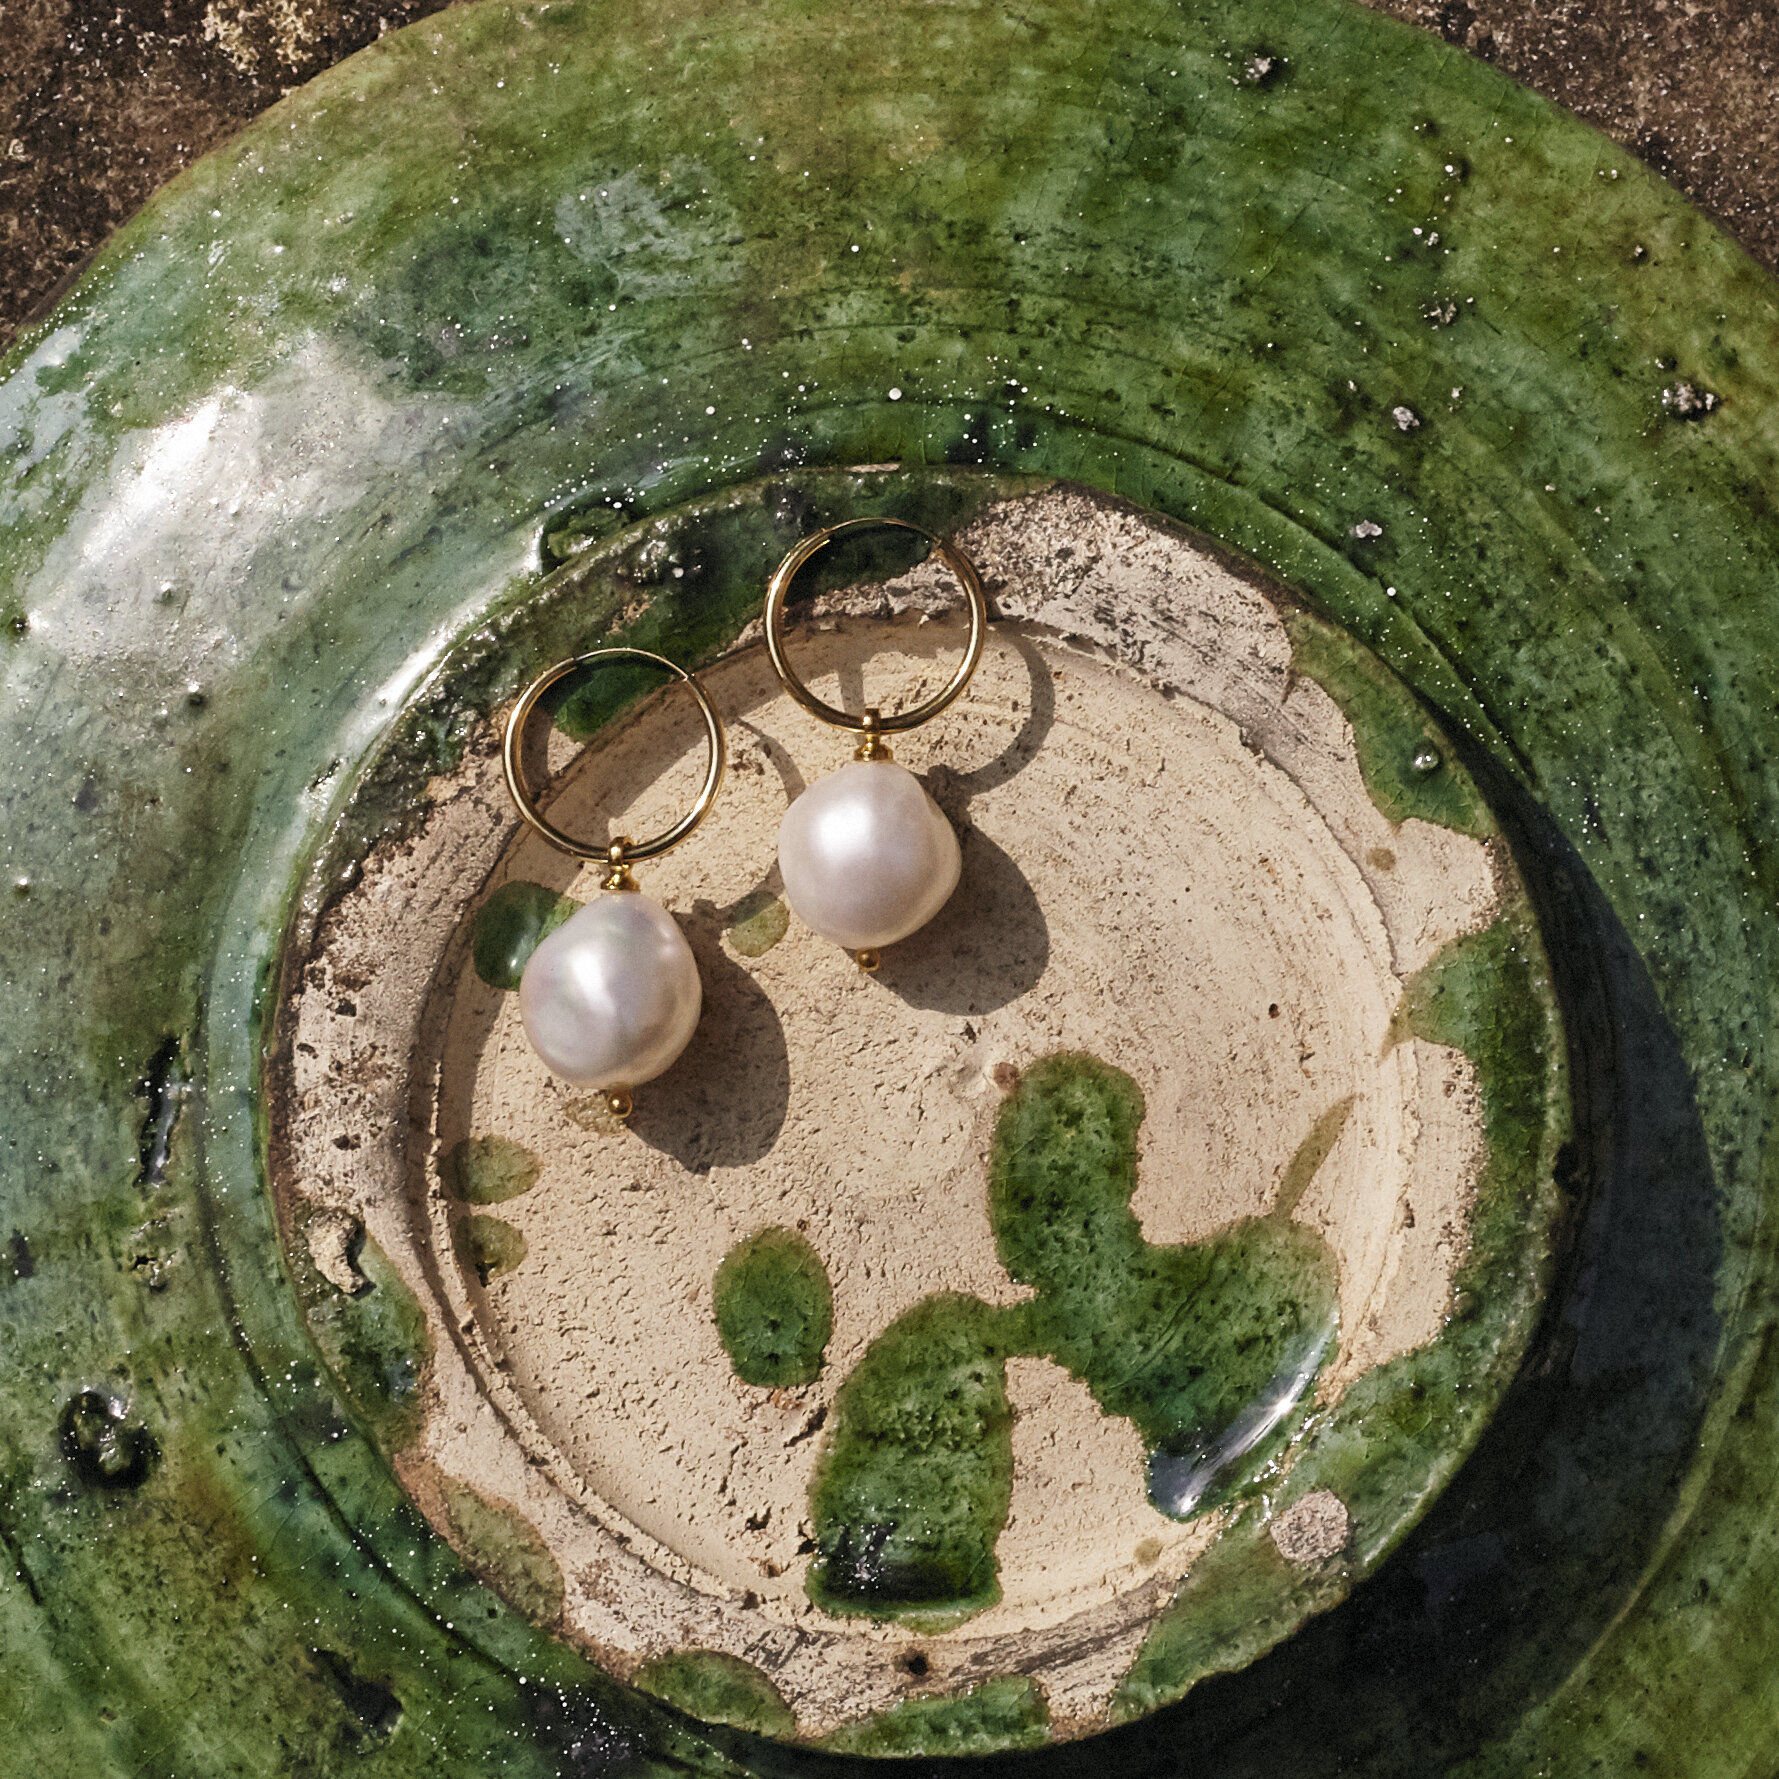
[268,489,1518,1739]
[1270,1489,1351,1566]
[0,0,455,355]
[4,0,1777,359]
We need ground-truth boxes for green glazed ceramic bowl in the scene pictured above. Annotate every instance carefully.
[260,466,1567,1749]
[1,0,1773,1773]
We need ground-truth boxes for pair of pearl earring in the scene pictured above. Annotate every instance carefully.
[503,518,986,1117]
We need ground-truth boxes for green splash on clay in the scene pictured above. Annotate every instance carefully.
[440,1135,540,1205]
[439,1477,566,1628]
[806,1293,1020,1623]
[992,1055,1339,1469]
[1286,610,1495,839]
[724,890,790,959]
[807,1054,1339,1623]
[1112,899,1568,1720]
[1399,907,1560,1206]
[473,882,580,991]
[712,1227,833,1389]
[301,1229,433,1455]
[818,1675,1051,1756]
[454,1215,528,1286]
[632,1651,797,1738]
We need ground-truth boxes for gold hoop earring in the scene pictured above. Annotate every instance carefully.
[502,647,726,1117]
[763,517,987,970]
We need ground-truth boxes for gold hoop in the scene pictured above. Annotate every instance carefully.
[763,518,987,749]
[502,647,726,877]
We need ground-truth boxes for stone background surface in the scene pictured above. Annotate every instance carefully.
[3,0,1778,359]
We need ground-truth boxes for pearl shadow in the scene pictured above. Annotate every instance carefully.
[625,901,791,1172]
[871,627,1056,1016]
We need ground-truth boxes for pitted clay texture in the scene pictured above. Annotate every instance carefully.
[273,488,1507,1738]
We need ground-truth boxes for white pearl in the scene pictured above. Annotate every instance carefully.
[518,891,701,1088]
[777,759,962,950]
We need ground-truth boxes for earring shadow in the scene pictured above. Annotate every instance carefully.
[871,625,1057,1016]
[729,719,803,902]
[871,821,1049,1015]
[948,625,1058,801]
[626,903,792,1172]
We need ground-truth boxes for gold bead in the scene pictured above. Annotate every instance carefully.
[602,838,640,892]
[853,708,894,762]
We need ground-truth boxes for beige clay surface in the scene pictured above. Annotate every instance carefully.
[274,487,1510,1737]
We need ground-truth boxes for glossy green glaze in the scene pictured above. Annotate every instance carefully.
[816,1675,1052,1756]
[1287,612,1496,839]
[808,1019,1539,1645]
[991,1056,1340,1512]
[1112,896,1567,1721]
[725,890,791,959]
[635,1651,799,1739]
[440,1134,542,1204]
[712,1227,834,1390]
[808,1292,1019,1624]
[454,1213,529,1285]
[0,0,1774,1769]
[472,881,580,990]
[298,1229,435,1453]
[439,1476,568,1628]
[807,1049,1337,1625]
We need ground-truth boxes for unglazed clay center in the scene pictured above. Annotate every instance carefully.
[776,759,963,949]
[418,624,1493,1717]
[518,891,701,1088]
[270,486,1552,1742]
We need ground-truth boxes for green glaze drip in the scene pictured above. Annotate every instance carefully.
[1113,900,1568,1719]
[724,891,790,959]
[1286,610,1495,839]
[440,1135,540,1205]
[453,1215,528,1287]
[992,1055,1339,1500]
[1276,1097,1355,1221]
[809,1054,1342,1624]
[1400,909,1559,1207]
[473,882,579,991]
[439,1478,566,1627]
[632,1651,797,1738]
[301,1231,433,1454]
[712,1228,833,1389]
[818,1676,1051,1756]
[807,1294,1019,1624]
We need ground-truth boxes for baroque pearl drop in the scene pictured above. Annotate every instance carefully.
[519,891,701,1088]
[777,759,962,950]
